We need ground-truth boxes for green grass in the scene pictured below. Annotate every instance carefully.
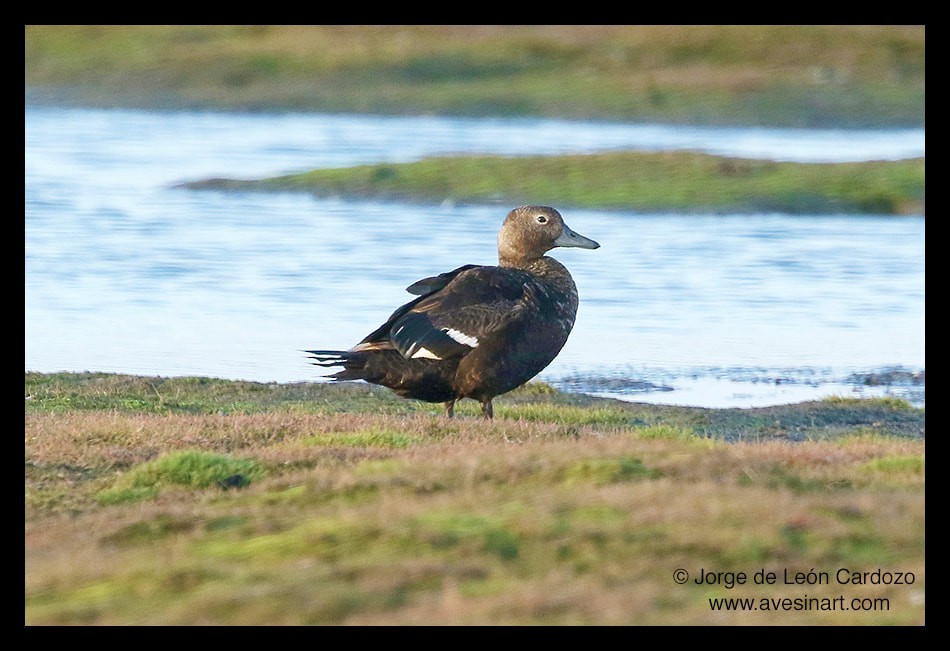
[181,151,925,216]
[300,429,422,448]
[96,450,268,504]
[26,372,924,624]
[25,26,924,127]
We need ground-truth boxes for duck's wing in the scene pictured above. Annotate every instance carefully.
[387,266,534,361]
[351,264,485,351]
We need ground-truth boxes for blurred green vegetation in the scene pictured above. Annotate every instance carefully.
[25,25,924,127]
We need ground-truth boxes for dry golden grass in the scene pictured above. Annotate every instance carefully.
[26,398,924,625]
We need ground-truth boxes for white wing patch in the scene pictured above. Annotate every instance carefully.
[404,327,479,359]
[443,328,479,348]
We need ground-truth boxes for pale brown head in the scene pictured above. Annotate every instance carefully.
[497,206,600,267]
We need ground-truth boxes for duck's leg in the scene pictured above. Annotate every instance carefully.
[444,400,456,418]
[481,400,494,420]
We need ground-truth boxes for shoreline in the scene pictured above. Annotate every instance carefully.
[24,369,926,442]
[25,365,925,412]
[24,90,925,131]
[557,371,925,411]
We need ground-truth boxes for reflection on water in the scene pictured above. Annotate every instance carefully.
[25,107,925,408]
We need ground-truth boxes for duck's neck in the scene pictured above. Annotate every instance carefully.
[499,253,531,269]
[501,255,573,283]
[499,249,552,269]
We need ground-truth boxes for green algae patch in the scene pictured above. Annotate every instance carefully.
[861,455,924,475]
[561,456,660,486]
[96,450,268,504]
[183,152,925,216]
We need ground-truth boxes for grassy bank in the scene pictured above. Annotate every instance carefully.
[181,151,926,215]
[29,25,925,215]
[26,372,924,624]
[25,25,924,127]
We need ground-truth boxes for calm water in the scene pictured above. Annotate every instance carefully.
[25,107,925,407]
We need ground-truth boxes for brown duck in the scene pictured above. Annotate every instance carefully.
[307,206,599,418]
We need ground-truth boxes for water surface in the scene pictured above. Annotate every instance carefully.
[25,107,925,407]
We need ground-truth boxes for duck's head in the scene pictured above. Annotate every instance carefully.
[498,206,600,266]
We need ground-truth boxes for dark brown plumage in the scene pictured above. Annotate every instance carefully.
[307,206,599,418]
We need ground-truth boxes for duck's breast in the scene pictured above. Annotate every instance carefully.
[454,275,578,399]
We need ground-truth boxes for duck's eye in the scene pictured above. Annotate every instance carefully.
[536,215,548,224]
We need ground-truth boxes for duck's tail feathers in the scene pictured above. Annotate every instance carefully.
[305,349,369,381]
[306,349,348,368]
